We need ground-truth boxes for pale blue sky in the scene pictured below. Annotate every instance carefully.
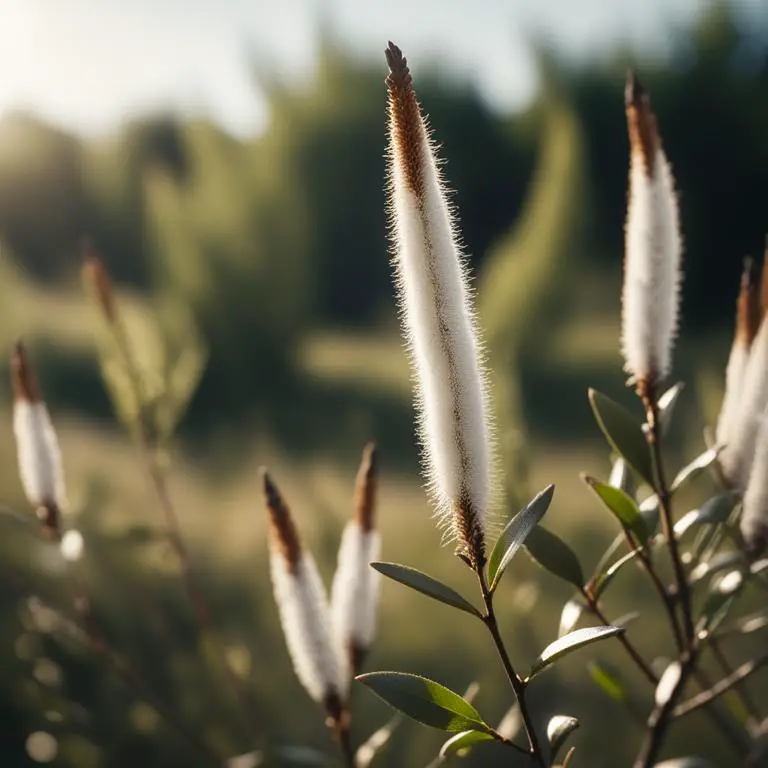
[0,0,762,138]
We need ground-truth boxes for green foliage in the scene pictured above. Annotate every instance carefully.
[355,673,491,733]
[523,526,584,588]
[370,562,481,618]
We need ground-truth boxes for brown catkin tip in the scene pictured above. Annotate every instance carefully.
[354,442,378,532]
[261,469,302,571]
[81,238,116,325]
[625,70,660,178]
[385,41,425,197]
[738,257,761,345]
[36,501,61,538]
[11,340,42,403]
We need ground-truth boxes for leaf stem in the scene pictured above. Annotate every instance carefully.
[477,568,545,767]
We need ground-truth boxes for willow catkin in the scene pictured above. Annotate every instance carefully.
[622,73,682,390]
[385,42,494,567]
[331,443,381,685]
[263,471,344,704]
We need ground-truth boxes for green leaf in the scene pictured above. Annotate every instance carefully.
[657,382,685,435]
[439,730,495,757]
[670,448,720,494]
[690,552,744,585]
[581,475,649,544]
[355,672,490,733]
[488,485,555,591]
[674,494,737,537]
[370,563,481,618]
[588,390,654,487]
[526,626,625,681]
[547,716,579,762]
[588,661,627,702]
[639,495,661,536]
[608,457,637,499]
[559,598,586,637]
[697,570,745,639]
[593,549,642,600]
[720,610,768,637]
[524,525,584,588]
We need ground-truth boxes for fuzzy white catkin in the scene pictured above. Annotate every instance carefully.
[716,338,750,449]
[388,119,494,533]
[330,522,381,681]
[269,548,343,704]
[622,151,682,382]
[740,415,768,552]
[13,400,66,508]
[720,321,768,488]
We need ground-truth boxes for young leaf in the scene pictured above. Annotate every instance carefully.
[674,494,737,537]
[608,457,637,498]
[355,672,490,733]
[526,625,625,681]
[488,485,555,591]
[690,551,744,585]
[593,549,642,600]
[657,382,685,435]
[547,716,579,762]
[588,661,627,702]
[655,661,682,706]
[559,598,586,637]
[355,714,403,768]
[588,390,654,487]
[670,448,720,494]
[581,475,649,544]
[697,570,744,638]
[370,562,481,618]
[439,730,495,757]
[524,525,584,588]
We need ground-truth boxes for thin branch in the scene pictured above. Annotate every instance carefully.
[59,548,221,764]
[110,309,259,744]
[640,385,694,647]
[581,586,658,685]
[710,634,762,732]
[692,668,751,754]
[633,650,697,768]
[674,652,768,719]
[477,568,545,768]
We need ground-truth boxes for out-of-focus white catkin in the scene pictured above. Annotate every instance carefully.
[740,415,768,555]
[719,316,768,489]
[716,260,760,450]
[384,42,494,565]
[621,73,682,388]
[331,443,381,686]
[11,342,66,520]
[263,471,343,704]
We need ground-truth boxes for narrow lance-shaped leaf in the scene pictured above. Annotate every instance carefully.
[439,730,495,757]
[526,626,625,681]
[487,485,555,591]
[356,672,490,733]
[547,716,579,762]
[370,562,481,618]
[588,661,628,702]
[559,598,586,637]
[674,494,737,538]
[697,570,744,639]
[670,448,720,494]
[581,474,649,544]
[524,525,584,588]
[355,714,403,768]
[593,548,643,600]
[657,382,685,435]
[588,389,654,487]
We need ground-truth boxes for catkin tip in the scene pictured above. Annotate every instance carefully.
[625,71,659,177]
[385,42,409,86]
[354,442,378,532]
[262,469,301,569]
[12,340,41,403]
